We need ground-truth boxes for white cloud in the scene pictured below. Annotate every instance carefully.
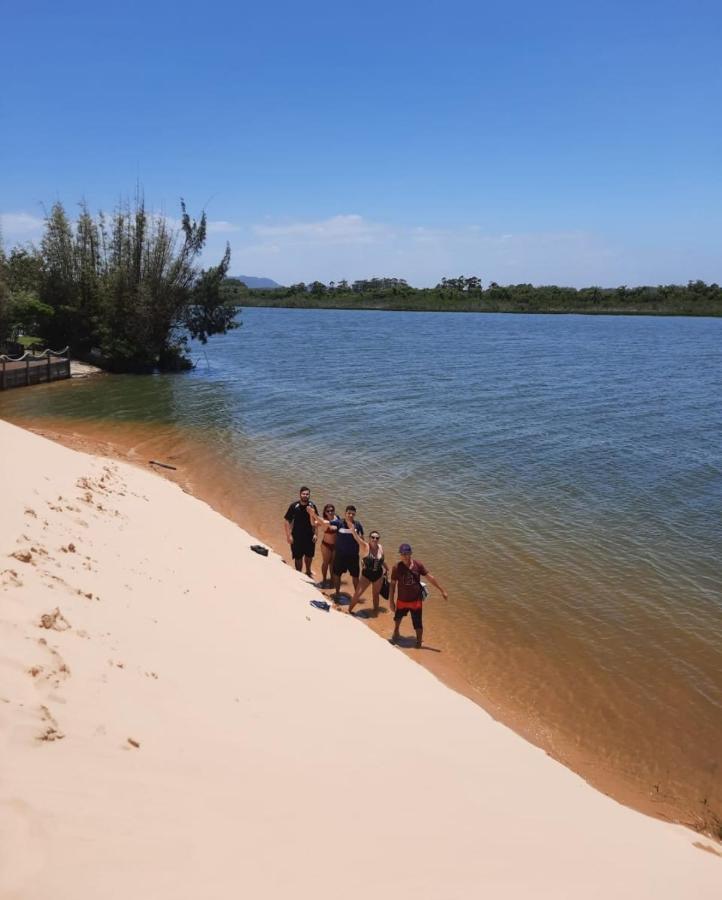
[205,220,241,234]
[158,215,240,235]
[252,214,392,245]
[231,215,619,287]
[0,212,45,242]
[0,209,241,254]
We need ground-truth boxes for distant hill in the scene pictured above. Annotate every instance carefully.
[231,275,282,289]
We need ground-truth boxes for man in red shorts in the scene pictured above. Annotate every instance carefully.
[389,543,448,649]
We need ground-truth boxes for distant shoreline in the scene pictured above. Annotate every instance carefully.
[227,276,722,317]
[240,300,722,317]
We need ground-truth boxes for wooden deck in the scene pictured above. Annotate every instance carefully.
[0,349,71,390]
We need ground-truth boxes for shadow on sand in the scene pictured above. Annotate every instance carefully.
[390,634,442,653]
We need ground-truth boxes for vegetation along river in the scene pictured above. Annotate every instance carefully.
[2,308,721,835]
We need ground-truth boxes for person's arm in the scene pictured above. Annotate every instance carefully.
[306,505,323,526]
[424,572,448,600]
[310,504,320,543]
[348,522,369,555]
[283,517,293,545]
[380,545,389,574]
[389,570,397,611]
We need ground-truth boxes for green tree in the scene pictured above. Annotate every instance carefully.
[31,197,240,371]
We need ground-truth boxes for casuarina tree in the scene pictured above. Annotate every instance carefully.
[36,197,240,371]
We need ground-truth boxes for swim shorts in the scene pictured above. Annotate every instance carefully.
[394,606,423,629]
[333,553,360,578]
[291,536,316,560]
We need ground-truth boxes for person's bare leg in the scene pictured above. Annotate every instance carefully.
[390,613,401,644]
[415,627,423,649]
[321,544,333,585]
[348,576,370,614]
[304,555,314,579]
[294,557,303,572]
[351,576,359,593]
[371,582,381,616]
[332,573,342,600]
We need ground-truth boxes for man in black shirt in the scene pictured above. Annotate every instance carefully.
[283,486,319,578]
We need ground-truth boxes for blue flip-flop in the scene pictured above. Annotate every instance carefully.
[310,600,330,612]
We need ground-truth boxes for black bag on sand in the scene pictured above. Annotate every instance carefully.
[380,575,390,600]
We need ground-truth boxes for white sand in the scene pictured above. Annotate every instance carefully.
[1,419,719,899]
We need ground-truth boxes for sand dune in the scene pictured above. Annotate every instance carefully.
[0,419,719,899]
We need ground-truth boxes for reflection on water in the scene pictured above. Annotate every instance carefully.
[2,308,721,832]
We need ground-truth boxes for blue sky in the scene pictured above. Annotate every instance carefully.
[2,0,721,286]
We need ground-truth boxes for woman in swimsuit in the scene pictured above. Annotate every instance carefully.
[347,526,388,617]
[309,503,342,587]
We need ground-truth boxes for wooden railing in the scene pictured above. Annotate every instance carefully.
[0,347,71,391]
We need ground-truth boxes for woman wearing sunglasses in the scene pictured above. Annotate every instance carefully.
[347,526,388,617]
[309,503,342,587]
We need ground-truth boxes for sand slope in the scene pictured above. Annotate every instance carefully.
[0,419,719,899]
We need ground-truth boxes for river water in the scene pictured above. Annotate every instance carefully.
[2,308,721,833]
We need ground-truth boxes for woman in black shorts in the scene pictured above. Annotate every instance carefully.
[348,528,388,617]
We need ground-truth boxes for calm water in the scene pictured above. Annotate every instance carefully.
[2,308,721,831]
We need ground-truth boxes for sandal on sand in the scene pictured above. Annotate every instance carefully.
[310,600,330,612]
[250,545,269,557]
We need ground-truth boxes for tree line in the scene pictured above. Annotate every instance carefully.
[0,198,241,371]
[235,275,722,316]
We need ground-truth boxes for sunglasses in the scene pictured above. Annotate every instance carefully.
[370,534,380,540]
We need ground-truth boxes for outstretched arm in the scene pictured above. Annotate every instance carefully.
[425,572,448,600]
[348,523,370,555]
[306,506,330,531]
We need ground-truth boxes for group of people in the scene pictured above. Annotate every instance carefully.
[283,486,448,648]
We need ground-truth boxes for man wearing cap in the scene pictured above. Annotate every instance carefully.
[389,543,448,649]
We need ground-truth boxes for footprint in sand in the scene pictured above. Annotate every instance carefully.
[36,705,64,742]
[38,608,72,632]
[41,572,69,590]
[33,639,71,682]
[1,569,23,588]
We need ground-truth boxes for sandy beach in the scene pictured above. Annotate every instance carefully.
[1,418,720,899]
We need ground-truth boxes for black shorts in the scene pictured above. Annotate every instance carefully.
[333,553,359,578]
[291,536,315,560]
[394,606,423,629]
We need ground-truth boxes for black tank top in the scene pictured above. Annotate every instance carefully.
[362,551,384,576]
